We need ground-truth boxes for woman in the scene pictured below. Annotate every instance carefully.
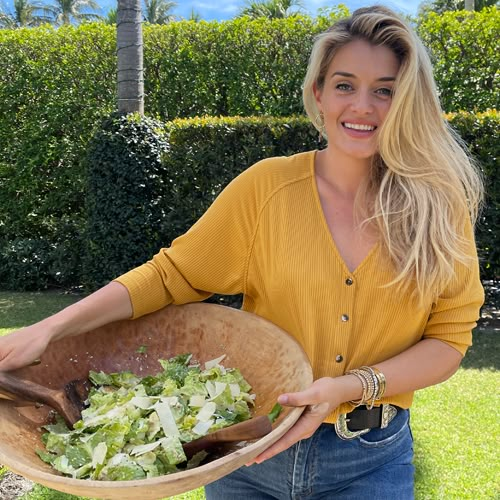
[0,6,484,498]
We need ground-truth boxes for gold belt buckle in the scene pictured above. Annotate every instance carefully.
[334,404,398,440]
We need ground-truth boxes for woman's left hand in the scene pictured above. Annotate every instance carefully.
[248,377,340,465]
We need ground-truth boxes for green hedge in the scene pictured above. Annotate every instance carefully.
[0,11,497,237]
[0,24,115,242]
[83,113,319,290]
[417,7,500,112]
[0,111,497,294]
[447,110,500,280]
[0,23,115,291]
[84,114,170,290]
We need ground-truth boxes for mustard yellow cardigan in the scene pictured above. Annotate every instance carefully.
[115,151,484,422]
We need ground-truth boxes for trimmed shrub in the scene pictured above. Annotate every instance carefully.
[417,7,499,112]
[0,24,115,242]
[447,110,500,280]
[0,111,497,294]
[84,113,170,290]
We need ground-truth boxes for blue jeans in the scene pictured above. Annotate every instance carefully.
[205,408,414,499]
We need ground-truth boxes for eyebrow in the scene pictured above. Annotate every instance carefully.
[331,71,396,82]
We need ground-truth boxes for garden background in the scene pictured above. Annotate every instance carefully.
[0,3,498,499]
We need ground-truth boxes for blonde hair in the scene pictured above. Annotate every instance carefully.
[303,6,484,304]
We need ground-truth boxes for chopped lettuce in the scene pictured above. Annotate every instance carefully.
[38,353,255,480]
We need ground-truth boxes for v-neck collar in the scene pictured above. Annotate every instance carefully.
[308,150,379,275]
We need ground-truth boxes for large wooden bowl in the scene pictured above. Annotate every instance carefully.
[0,303,312,499]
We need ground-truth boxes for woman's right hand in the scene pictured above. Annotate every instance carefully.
[0,282,134,372]
[0,323,53,372]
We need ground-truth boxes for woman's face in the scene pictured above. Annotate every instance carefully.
[314,39,400,161]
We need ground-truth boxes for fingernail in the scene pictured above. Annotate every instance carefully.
[278,395,288,404]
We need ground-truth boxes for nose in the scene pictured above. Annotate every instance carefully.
[350,91,374,114]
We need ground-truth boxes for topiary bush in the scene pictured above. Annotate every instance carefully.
[417,7,499,112]
[83,113,319,292]
[84,113,170,290]
[447,110,500,281]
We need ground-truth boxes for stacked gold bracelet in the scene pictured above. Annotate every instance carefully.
[346,366,387,409]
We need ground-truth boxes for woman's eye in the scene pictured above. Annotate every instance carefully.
[336,83,352,91]
[377,87,393,96]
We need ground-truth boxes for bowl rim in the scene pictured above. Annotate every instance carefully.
[0,406,306,491]
[0,302,313,496]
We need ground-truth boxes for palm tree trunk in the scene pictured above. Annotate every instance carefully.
[117,0,144,115]
[464,0,475,10]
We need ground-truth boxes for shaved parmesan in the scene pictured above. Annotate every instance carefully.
[189,395,206,407]
[130,396,155,409]
[229,384,241,397]
[92,442,107,467]
[196,401,217,422]
[205,354,226,370]
[154,402,179,437]
[130,438,166,456]
[192,419,214,436]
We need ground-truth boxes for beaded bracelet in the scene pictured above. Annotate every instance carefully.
[346,366,386,408]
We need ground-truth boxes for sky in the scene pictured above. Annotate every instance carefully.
[1,0,422,20]
[172,1,421,21]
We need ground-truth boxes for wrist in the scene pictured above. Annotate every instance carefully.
[328,374,364,406]
[39,311,71,343]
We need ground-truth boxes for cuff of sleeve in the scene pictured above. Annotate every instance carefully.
[422,330,474,356]
[114,265,173,319]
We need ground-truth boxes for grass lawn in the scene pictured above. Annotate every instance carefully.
[0,291,498,499]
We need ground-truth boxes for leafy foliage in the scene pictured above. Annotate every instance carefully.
[0,24,115,290]
[38,0,102,25]
[84,113,170,290]
[238,0,305,19]
[417,7,499,111]
[0,0,50,28]
[418,0,499,14]
[83,113,319,291]
[143,0,177,24]
[447,111,500,280]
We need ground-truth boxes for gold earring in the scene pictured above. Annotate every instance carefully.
[315,112,326,140]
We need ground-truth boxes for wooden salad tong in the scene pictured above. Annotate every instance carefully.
[0,370,90,427]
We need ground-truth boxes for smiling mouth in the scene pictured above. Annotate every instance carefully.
[342,122,377,131]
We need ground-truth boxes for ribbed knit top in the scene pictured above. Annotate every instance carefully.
[115,150,484,423]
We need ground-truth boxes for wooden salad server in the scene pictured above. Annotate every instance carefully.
[0,370,90,428]
[182,414,273,459]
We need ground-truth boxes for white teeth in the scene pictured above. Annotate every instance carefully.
[344,122,376,131]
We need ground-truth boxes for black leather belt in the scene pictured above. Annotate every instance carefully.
[334,404,399,440]
[347,405,393,430]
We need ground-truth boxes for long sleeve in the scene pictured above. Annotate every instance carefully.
[114,160,265,319]
[423,221,484,355]
[113,150,484,421]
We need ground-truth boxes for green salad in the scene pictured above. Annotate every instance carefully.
[36,353,255,481]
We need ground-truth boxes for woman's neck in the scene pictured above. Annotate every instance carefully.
[316,147,372,199]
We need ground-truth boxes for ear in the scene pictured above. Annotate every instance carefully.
[312,82,322,111]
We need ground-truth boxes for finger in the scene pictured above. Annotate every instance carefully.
[278,389,319,408]
[250,403,330,464]
[278,378,335,408]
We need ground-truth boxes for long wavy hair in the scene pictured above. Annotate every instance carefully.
[303,6,484,304]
